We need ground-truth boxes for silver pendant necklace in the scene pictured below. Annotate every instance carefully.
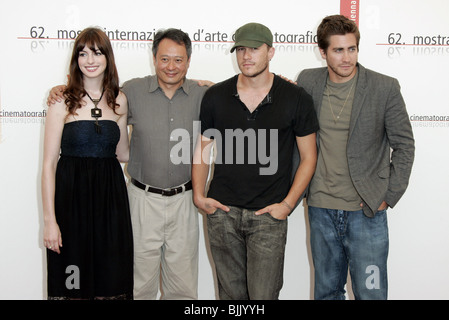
[326,79,355,124]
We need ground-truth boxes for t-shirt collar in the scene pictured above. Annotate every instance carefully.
[232,73,276,107]
[149,75,190,95]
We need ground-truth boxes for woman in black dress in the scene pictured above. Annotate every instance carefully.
[41,27,133,299]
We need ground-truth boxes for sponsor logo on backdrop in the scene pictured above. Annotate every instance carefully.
[0,108,46,125]
[409,114,449,128]
[341,0,359,26]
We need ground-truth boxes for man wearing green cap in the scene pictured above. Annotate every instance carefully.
[192,22,319,299]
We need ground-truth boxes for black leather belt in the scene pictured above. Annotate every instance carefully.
[131,178,192,196]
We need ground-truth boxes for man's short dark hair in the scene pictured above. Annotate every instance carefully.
[152,28,192,58]
[317,15,360,52]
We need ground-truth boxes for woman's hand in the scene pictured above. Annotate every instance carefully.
[43,221,62,254]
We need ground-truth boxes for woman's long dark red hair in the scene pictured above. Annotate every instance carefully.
[64,27,120,115]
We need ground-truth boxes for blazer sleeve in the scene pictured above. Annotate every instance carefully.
[383,78,415,208]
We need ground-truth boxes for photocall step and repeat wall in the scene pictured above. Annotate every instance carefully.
[0,0,448,300]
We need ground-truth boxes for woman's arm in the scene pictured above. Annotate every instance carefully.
[41,101,67,254]
[114,91,129,163]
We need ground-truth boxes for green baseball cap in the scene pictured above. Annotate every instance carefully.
[230,22,273,53]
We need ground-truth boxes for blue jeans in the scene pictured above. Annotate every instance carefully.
[308,206,389,300]
[207,206,288,300]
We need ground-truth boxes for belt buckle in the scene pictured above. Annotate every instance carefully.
[161,187,176,196]
[160,185,184,196]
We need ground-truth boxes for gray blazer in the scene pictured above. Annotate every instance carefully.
[296,63,415,217]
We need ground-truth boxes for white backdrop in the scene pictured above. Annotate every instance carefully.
[0,0,448,300]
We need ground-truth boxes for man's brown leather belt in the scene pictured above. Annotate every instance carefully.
[131,178,192,196]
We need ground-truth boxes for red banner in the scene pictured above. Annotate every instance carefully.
[340,0,359,26]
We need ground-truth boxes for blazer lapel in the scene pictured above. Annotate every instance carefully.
[313,69,328,119]
[348,64,368,139]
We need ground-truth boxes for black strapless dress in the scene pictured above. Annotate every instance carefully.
[47,120,133,299]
